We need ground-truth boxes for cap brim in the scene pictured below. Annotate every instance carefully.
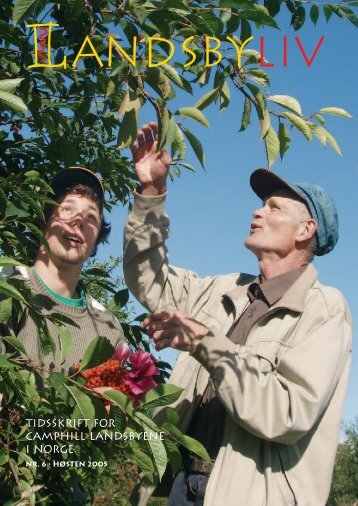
[51,167,104,210]
[250,168,305,203]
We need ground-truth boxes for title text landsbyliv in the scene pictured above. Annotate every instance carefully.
[27,22,325,70]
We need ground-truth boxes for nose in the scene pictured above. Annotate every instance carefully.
[69,211,84,228]
[253,205,265,219]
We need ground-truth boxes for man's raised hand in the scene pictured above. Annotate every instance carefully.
[131,122,172,196]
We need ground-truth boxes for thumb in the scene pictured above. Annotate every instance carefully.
[160,149,172,167]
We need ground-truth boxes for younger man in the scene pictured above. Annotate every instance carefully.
[1,167,123,372]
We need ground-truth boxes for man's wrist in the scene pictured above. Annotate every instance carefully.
[140,183,166,196]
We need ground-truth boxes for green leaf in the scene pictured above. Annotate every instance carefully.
[146,68,172,99]
[161,63,184,89]
[132,445,155,480]
[0,355,16,368]
[0,90,27,114]
[109,405,127,432]
[162,422,210,462]
[291,5,306,30]
[265,0,281,17]
[239,6,279,29]
[164,407,180,425]
[194,87,220,111]
[182,434,211,462]
[175,107,209,128]
[0,257,25,268]
[310,4,320,25]
[156,100,170,150]
[0,78,24,94]
[283,112,312,140]
[58,326,73,364]
[117,109,138,150]
[141,384,183,410]
[81,336,115,370]
[240,18,252,41]
[58,137,79,167]
[198,68,211,87]
[323,4,333,21]
[341,6,358,27]
[0,280,26,303]
[219,79,230,111]
[267,95,302,116]
[313,113,326,126]
[164,438,182,476]
[240,97,251,132]
[220,0,255,7]
[165,117,179,148]
[278,123,291,160]
[113,288,129,308]
[182,128,205,168]
[1,335,27,355]
[134,412,168,480]
[264,126,280,168]
[199,10,224,37]
[0,299,12,323]
[308,122,327,146]
[102,389,133,415]
[116,89,141,118]
[0,449,9,466]
[247,85,270,139]
[318,107,353,118]
[171,124,186,159]
[13,0,37,25]
[49,312,80,328]
[241,49,264,65]
[325,130,342,156]
[66,386,96,430]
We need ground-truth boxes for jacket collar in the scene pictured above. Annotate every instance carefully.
[224,263,317,316]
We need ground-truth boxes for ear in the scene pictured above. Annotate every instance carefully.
[296,218,317,245]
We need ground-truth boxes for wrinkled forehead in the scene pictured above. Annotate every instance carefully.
[264,188,306,205]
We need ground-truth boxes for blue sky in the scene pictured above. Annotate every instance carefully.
[99,11,358,427]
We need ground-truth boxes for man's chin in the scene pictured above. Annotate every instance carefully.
[244,236,260,256]
[56,253,86,266]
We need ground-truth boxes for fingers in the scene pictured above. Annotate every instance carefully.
[131,123,158,153]
[151,328,191,352]
[142,310,175,329]
[148,122,158,140]
[142,310,208,352]
[142,123,155,142]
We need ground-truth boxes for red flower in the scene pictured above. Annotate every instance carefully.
[112,342,133,365]
[124,349,160,398]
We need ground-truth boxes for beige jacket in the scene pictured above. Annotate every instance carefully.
[123,193,352,506]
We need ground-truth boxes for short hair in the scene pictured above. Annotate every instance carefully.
[42,183,111,256]
[292,197,318,262]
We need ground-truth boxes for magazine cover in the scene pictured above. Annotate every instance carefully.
[0,0,357,504]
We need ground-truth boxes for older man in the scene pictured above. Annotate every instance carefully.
[124,123,352,505]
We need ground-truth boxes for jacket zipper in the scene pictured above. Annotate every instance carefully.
[276,445,298,505]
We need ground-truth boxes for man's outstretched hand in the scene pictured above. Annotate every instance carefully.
[142,310,209,352]
[131,122,172,196]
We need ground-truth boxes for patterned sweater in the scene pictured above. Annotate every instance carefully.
[0,266,123,373]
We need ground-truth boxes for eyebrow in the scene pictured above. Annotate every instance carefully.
[264,196,290,209]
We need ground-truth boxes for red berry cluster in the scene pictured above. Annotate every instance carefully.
[81,359,132,401]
